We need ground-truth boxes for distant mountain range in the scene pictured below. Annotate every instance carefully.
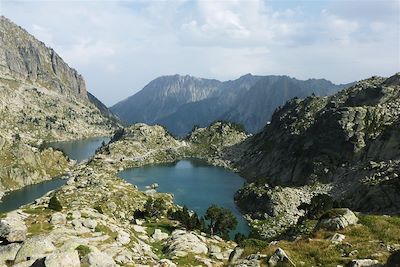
[111,74,352,136]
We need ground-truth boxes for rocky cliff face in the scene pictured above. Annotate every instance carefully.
[111,74,348,136]
[0,136,70,197]
[111,74,223,125]
[0,16,87,99]
[0,17,119,195]
[232,74,400,239]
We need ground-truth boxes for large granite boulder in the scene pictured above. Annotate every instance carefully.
[165,230,208,257]
[44,250,80,267]
[317,208,358,230]
[0,211,27,242]
[81,251,117,267]
[14,236,56,263]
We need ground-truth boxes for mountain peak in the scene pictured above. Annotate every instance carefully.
[0,16,87,99]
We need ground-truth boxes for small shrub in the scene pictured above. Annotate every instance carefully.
[240,238,268,249]
[48,196,62,211]
[144,198,166,218]
[234,232,247,245]
[94,205,103,214]
[299,194,334,220]
[320,208,348,220]
[168,206,204,231]
[76,245,91,257]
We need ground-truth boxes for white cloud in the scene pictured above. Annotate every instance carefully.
[1,0,398,106]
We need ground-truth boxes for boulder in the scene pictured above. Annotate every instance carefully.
[268,248,295,267]
[82,251,117,267]
[14,236,56,263]
[329,233,346,244]
[386,250,400,267]
[165,230,208,257]
[231,258,261,267]
[116,230,130,245]
[229,246,244,264]
[158,259,177,267]
[347,259,381,267]
[133,225,147,234]
[82,218,97,230]
[0,211,27,242]
[0,243,22,263]
[71,210,81,219]
[50,212,67,225]
[44,250,80,267]
[152,229,169,242]
[317,209,358,230]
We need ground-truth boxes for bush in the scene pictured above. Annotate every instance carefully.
[110,128,125,143]
[144,198,166,217]
[94,205,103,214]
[48,196,62,211]
[132,198,166,219]
[299,194,334,220]
[168,206,204,231]
[76,245,91,257]
[240,238,268,249]
[205,204,237,239]
[234,232,247,245]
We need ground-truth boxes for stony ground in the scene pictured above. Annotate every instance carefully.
[0,122,247,267]
[0,74,118,196]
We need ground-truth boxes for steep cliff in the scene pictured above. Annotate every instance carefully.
[232,74,400,240]
[0,17,118,195]
[0,16,87,99]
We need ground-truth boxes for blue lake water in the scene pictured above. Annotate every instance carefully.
[118,159,249,237]
[45,136,110,163]
[0,136,109,212]
[0,178,66,213]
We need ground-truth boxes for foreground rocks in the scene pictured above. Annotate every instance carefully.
[317,209,359,230]
[0,211,28,242]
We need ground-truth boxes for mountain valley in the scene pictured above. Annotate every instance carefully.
[0,15,399,267]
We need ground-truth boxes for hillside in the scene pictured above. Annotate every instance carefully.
[0,16,119,195]
[232,73,400,240]
[111,74,349,136]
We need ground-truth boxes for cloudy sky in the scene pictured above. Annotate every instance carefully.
[1,0,399,106]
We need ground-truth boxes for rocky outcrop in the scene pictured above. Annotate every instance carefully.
[0,17,119,195]
[0,16,87,98]
[165,230,208,257]
[0,138,70,196]
[348,259,381,267]
[0,211,28,242]
[317,208,358,230]
[233,74,400,237]
[268,248,295,267]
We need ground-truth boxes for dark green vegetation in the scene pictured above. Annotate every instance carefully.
[134,200,238,240]
[47,195,62,211]
[205,204,238,239]
[237,211,400,266]
[111,74,349,135]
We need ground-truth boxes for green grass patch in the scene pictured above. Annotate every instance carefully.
[94,224,118,242]
[76,245,91,258]
[174,253,204,266]
[144,218,176,236]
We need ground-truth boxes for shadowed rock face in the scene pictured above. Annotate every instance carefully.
[237,74,400,187]
[0,16,87,99]
[233,73,400,219]
[111,73,349,136]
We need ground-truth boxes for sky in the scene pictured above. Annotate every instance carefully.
[1,0,399,106]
